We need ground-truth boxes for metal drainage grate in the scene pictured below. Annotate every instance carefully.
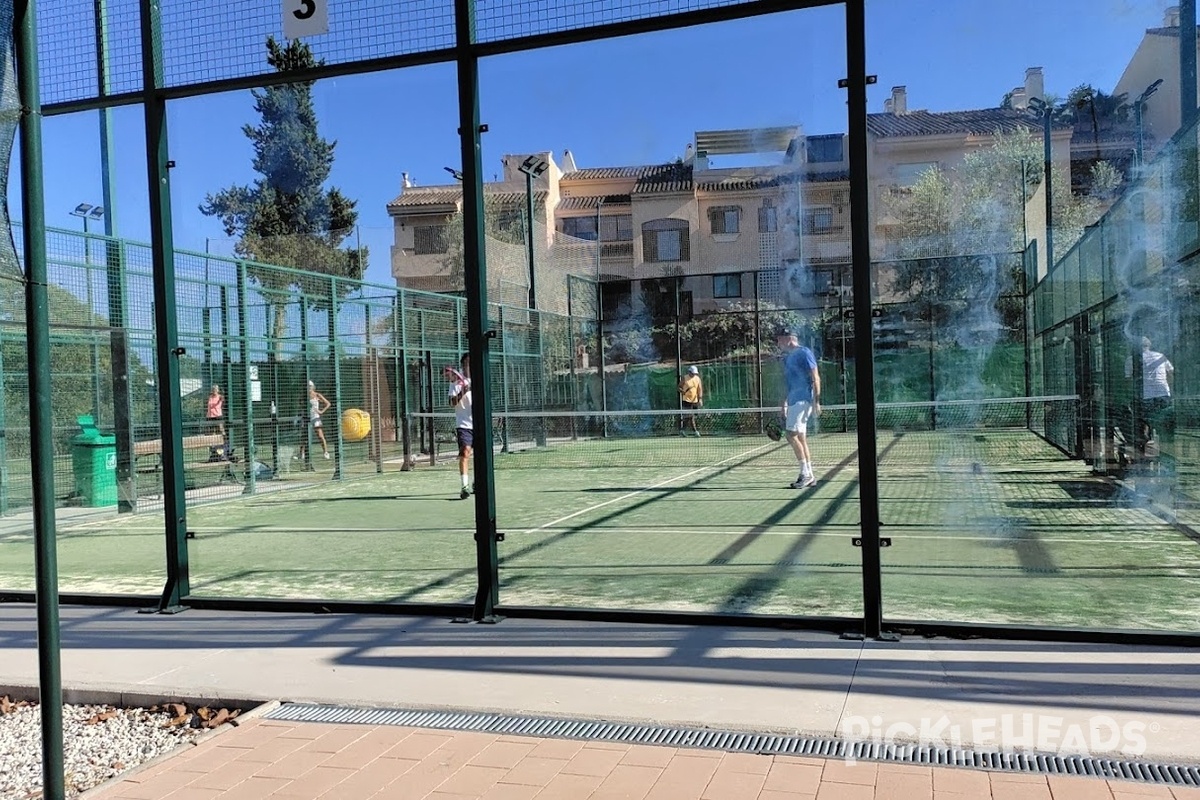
[263,704,1200,788]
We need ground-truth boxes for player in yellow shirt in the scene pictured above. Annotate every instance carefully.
[678,365,704,437]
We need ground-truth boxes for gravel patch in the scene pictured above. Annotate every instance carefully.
[0,697,239,799]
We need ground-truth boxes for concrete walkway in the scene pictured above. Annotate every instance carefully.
[1,605,1199,798]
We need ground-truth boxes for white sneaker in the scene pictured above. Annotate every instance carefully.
[324,452,331,460]
[789,475,817,489]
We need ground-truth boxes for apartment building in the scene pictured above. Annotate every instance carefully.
[1114,5,1199,161]
[387,75,1069,313]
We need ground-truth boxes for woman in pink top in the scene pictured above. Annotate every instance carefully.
[206,385,224,435]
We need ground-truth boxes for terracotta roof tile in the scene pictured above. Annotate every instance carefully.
[561,165,675,180]
[633,163,694,193]
[867,108,1057,138]
[557,194,632,211]
[387,186,547,213]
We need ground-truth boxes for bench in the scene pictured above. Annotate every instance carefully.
[134,434,241,488]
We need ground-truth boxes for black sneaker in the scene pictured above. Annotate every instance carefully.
[460,487,470,500]
[789,475,817,489]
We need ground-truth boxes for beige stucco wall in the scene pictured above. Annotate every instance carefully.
[631,193,699,270]
[1114,32,1200,153]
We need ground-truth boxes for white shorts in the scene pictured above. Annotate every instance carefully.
[785,401,814,434]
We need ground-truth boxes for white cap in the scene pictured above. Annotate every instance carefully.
[688,365,699,374]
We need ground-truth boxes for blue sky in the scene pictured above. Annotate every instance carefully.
[11,0,1169,287]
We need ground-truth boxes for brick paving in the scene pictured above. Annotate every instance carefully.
[92,718,1200,800]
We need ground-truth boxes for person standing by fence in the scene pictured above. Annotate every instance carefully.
[206,384,224,436]
[678,365,704,437]
[448,353,473,500]
[1125,336,1174,462]
[298,380,332,461]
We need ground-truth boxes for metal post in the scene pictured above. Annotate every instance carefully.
[329,279,343,480]
[424,348,435,464]
[928,297,936,430]
[597,280,608,436]
[525,170,537,311]
[1024,242,1036,430]
[845,0,886,641]
[456,0,501,622]
[753,268,764,432]
[81,218,102,423]
[674,276,683,421]
[221,286,233,447]
[300,295,312,471]
[237,261,256,495]
[109,243,134,513]
[96,0,124,462]
[1042,110,1054,270]
[0,333,7,516]
[1183,0,1197,131]
[1135,102,1145,168]
[15,0,66,792]
[366,305,382,473]
[500,305,510,452]
[141,0,189,612]
[535,310,547,447]
[567,281,577,441]
[395,292,412,470]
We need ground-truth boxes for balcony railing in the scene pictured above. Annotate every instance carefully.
[600,241,634,258]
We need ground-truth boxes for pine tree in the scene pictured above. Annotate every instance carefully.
[200,36,366,351]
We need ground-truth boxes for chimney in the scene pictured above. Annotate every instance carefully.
[884,97,893,114]
[1165,5,1181,27]
[1025,67,1044,104]
[1010,87,1028,110]
[890,86,907,115]
[401,172,411,189]
[562,149,578,173]
[684,142,694,162]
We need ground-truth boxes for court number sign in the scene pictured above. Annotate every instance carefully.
[283,0,328,39]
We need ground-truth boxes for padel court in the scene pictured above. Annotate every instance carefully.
[4,399,1198,632]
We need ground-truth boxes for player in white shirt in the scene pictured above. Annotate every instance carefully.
[447,353,473,499]
[1125,337,1174,459]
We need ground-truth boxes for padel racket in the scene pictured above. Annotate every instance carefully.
[765,416,784,442]
[443,366,467,385]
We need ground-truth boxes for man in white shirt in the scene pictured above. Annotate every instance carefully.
[1125,337,1173,459]
[448,353,473,499]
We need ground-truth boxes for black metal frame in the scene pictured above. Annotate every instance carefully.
[9,0,1200,650]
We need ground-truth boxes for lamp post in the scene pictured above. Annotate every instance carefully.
[518,156,548,311]
[70,203,106,420]
[1027,97,1054,269]
[1134,79,1163,168]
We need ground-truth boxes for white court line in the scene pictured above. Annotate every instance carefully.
[506,441,779,539]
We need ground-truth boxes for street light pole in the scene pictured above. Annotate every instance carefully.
[1134,79,1163,168]
[517,156,548,310]
[71,203,105,421]
[1027,97,1054,269]
[525,170,535,309]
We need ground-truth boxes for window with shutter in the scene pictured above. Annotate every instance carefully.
[414,225,448,255]
[709,206,741,235]
[758,203,778,233]
[641,219,690,263]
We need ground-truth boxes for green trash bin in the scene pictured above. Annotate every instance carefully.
[71,414,117,507]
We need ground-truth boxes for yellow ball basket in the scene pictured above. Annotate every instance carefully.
[341,408,372,442]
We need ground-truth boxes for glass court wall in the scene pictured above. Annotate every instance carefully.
[2,0,1198,641]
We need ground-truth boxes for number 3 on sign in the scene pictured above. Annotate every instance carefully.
[283,0,328,39]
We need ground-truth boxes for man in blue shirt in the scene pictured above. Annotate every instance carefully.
[775,327,821,488]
